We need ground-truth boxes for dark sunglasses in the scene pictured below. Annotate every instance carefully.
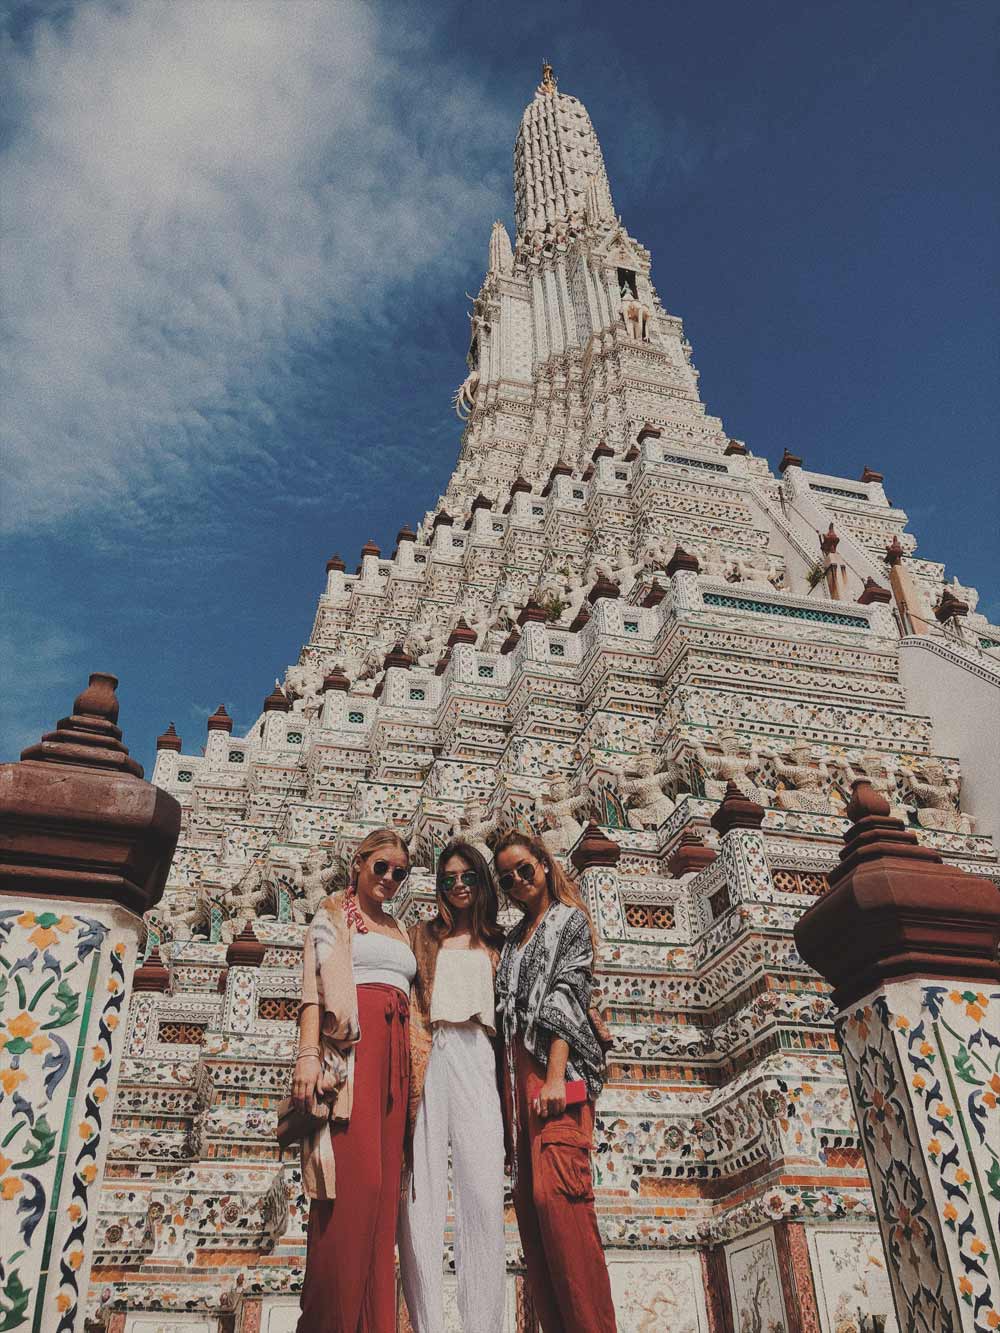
[497,860,537,893]
[441,870,479,892]
[370,858,409,884]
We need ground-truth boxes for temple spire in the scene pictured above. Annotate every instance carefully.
[513,66,615,244]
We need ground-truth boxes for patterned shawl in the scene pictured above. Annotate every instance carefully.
[298,891,361,1200]
[495,902,605,1098]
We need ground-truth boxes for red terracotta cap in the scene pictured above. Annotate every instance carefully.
[510,476,532,495]
[637,422,662,445]
[581,464,595,481]
[641,579,667,608]
[885,535,905,566]
[820,523,840,554]
[447,618,478,647]
[471,493,494,512]
[623,445,640,462]
[794,780,1000,1009]
[570,822,621,871]
[226,920,266,968]
[207,705,233,733]
[382,643,414,670]
[860,466,884,484]
[778,448,803,473]
[591,440,614,461]
[133,945,171,993]
[857,579,892,606]
[432,510,454,529]
[156,722,183,752]
[550,461,574,477]
[666,546,700,577]
[500,626,520,654]
[263,685,291,713]
[395,525,417,545]
[361,539,381,558]
[710,782,765,835]
[667,829,717,878]
[587,573,620,604]
[326,553,346,573]
[322,666,350,692]
[517,598,550,625]
[20,672,143,778]
[724,438,748,456]
[934,589,969,623]
[434,649,452,675]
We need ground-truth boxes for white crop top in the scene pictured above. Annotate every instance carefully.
[430,947,496,1034]
[351,931,416,994]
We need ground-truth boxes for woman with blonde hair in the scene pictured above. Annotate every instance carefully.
[292,827,416,1332]
[398,838,507,1332]
[493,830,617,1333]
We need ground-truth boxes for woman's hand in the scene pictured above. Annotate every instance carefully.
[291,1053,322,1113]
[534,1074,567,1119]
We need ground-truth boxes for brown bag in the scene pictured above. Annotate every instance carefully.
[275,1097,326,1152]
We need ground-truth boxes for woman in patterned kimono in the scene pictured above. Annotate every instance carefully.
[493,830,617,1333]
[292,827,416,1333]
[398,839,507,1332]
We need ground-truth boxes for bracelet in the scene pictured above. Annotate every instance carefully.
[295,1047,321,1062]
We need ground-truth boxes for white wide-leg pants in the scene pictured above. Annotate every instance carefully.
[399,1021,506,1333]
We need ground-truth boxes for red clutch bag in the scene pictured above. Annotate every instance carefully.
[526,1072,588,1108]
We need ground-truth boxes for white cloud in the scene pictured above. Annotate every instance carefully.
[0,0,506,532]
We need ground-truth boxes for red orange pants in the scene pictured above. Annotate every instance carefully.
[298,984,410,1333]
[504,1039,617,1333]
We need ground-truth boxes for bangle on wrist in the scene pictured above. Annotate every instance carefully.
[295,1047,321,1062]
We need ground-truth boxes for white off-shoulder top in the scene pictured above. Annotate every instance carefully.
[351,931,416,994]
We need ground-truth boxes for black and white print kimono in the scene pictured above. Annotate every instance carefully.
[495,901,605,1099]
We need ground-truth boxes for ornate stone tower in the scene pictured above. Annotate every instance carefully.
[89,67,1000,1332]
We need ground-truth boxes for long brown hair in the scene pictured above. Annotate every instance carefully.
[493,829,598,951]
[432,839,505,949]
[349,827,410,890]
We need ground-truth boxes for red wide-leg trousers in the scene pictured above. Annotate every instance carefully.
[504,1039,617,1333]
[298,984,410,1333]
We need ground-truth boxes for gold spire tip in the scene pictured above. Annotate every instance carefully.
[540,60,556,94]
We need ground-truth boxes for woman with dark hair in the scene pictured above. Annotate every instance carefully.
[292,827,416,1333]
[398,838,507,1333]
[493,830,617,1333]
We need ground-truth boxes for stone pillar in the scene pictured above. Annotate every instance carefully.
[0,673,180,1333]
[795,781,1000,1332]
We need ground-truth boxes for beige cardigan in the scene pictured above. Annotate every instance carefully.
[298,892,361,1200]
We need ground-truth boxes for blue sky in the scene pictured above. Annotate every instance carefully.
[2,0,997,774]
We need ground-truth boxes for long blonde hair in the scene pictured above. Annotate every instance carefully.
[349,827,410,890]
[493,829,597,951]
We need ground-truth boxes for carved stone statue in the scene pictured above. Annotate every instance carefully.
[619,286,652,342]
[762,741,835,814]
[534,775,594,854]
[453,368,481,420]
[405,615,448,668]
[733,551,775,591]
[699,544,730,581]
[692,730,769,803]
[611,754,680,830]
[906,760,974,834]
[638,533,677,575]
[447,795,501,856]
[284,662,325,715]
[222,859,273,927]
[292,845,340,921]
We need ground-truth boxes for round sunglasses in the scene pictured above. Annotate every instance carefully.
[440,869,480,892]
[369,858,409,884]
[497,860,538,894]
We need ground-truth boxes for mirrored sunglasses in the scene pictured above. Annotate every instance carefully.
[441,870,479,892]
[371,858,409,884]
[497,860,537,893]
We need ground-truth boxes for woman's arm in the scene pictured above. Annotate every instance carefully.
[291,1002,322,1113]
